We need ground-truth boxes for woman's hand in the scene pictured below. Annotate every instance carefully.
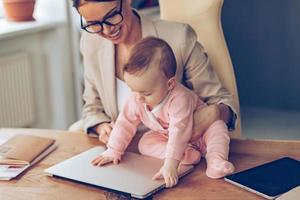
[91,155,119,166]
[191,104,221,142]
[152,158,180,188]
[95,123,112,144]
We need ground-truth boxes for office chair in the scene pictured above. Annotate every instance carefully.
[159,0,241,138]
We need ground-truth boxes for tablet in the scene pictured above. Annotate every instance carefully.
[224,157,300,199]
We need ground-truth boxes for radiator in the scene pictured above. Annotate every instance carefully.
[0,52,35,128]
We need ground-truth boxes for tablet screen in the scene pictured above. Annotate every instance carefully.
[225,157,300,198]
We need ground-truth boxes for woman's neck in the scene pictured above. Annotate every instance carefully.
[120,11,142,49]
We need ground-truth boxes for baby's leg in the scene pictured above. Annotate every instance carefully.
[180,145,201,165]
[138,130,168,159]
[203,120,235,179]
[138,130,201,165]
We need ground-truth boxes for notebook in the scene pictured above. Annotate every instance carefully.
[0,134,57,180]
[45,146,194,199]
[224,157,300,199]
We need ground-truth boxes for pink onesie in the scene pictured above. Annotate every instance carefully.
[102,83,234,178]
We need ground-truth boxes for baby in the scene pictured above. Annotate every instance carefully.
[91,37,234,188]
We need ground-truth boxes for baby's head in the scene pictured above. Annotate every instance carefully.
[124,37,177,109]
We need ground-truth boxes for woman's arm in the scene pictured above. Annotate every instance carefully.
[180,25,238,134]
[81,69,111,134]
[191,103,233,140]
[80,33,112,134]
[219,103,232,125]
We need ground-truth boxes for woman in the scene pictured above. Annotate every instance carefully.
[72,0,237,144]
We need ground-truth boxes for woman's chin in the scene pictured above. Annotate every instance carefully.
[110,36,124,44]
[105,27,126,44]
[107,34,122,43]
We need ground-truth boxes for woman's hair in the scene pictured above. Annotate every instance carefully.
[72,0,117,8]
[124,37,177,79]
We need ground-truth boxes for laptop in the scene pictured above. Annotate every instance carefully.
[45,146,193,199]
[224,157,300,199]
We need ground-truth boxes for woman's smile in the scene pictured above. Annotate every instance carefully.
[106,25,122,40]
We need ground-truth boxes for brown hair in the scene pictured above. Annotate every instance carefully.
[124,37,177,79]
[72,0,117,8]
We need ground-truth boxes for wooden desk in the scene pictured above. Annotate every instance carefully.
[0,128,300,200]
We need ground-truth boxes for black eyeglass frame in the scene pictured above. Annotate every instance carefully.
[80,0,123,34]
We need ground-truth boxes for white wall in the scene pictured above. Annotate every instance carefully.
[34,0,69,22]
[0,0,81,129]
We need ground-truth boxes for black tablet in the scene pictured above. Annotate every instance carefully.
[224,157,300,199]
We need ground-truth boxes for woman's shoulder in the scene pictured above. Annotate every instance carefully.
[153,19,186,29]
[152,19,197,45]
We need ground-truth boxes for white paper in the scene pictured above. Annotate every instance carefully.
[0,165,29,180]
[0,135,57,180]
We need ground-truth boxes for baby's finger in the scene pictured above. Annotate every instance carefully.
[152,171,163,180]
[92,157,106,166]
[91,156,102,164]
[91,159,101,166]
[113,158,120,165]
[97,157,111,166]
[165,176,172,188]
[169,177,177,188]
[174,176,178,186]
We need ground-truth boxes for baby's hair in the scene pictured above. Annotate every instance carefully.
[124,37,177,79]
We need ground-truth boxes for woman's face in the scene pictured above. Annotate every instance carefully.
[78,0,134,44]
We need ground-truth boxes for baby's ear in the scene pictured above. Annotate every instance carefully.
[167,77,176,90]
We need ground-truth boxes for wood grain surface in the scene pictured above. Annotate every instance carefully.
[0,128,299,200]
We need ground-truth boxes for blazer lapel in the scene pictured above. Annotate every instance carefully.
[140,13,158,38]
[98,40,118,120]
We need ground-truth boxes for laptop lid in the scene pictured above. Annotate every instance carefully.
[45,146,193,199]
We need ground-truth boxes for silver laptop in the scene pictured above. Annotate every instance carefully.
[45,146,193,199]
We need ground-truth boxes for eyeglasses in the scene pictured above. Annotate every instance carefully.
[80,0,123,34]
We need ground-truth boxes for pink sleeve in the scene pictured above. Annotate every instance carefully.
[165,94,195,161]
[102,95,141,160]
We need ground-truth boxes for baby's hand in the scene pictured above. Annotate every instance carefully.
[91,155,119,166]
[152,158,180,188]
